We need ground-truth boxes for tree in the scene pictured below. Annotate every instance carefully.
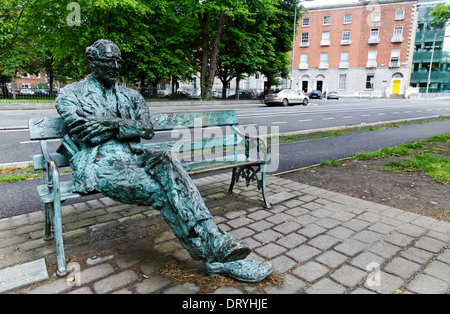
[217,0,277,99]
[259,0,303,93]
[430,4,450,25]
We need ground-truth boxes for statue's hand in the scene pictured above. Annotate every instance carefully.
[72,118,119,142]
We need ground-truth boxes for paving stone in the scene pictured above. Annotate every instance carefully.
[400,247,434,264]
[424,260,450,282]
[93,270,139,294]
[437,249,450,264]
[326,226,355,240]
[79,264,115,284]
[255,243,287,258]
[305,278,347,294]
[368,241,402,259]
[286,245,321,263]
[352,230,383,244]
[293,261,329,282]
[350,251,385,271]
[213,286,243,294]
[316,251,349,268]
[396,224,427,237]
[334,239,367,257]
[264,274,306,294]
[135,274,172,294]
[307,235,340,250]
[384,257,421,280]
[342,219,371,232]
[406,274,448,294]
[414,236,447,253]
[364,272,404,294]
[330,265,366,287]
[273,221,302,234]
[163,282,200,294]
[248,220,274,232]
[253,230,283,243]
[267,192,296,205]
[276,233,307,249]
[298,224,327,238]
[384,232,415,247]
[271,255,297,273]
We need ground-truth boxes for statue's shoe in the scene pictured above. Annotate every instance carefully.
[205,259,274,283]
[207,232,251,263]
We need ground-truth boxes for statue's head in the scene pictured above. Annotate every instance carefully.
[86,39,123,88]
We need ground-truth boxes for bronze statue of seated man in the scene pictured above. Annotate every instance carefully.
[55,39,273,283]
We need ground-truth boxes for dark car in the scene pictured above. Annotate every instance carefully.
[227,90,259,100]
[164,91,192,99]
[309,90,322,99]
[34,89,50,96]
[327,91,339,100]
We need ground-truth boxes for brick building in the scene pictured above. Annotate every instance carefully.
[294,0,418,98]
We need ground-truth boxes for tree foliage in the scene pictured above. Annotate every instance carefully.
[0,0,304,97]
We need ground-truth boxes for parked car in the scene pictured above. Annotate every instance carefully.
[34,89,50,96]
[227,90,260,100]
[212,90,223,99]
[309,90,322,99]
[327,91,339,100]
[164,91,192,99]
[20,89,34,95]
[264,89,309,106]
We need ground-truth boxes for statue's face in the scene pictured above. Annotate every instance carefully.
[90,43,123,87]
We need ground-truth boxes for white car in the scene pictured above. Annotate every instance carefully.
[20,89,34,95]
[264,89,309,106]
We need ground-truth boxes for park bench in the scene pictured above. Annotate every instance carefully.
[28,110,270,276]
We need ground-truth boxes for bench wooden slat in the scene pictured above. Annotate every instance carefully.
[150,111,239,131]
[29,111,239,141]
[33,153,70,171]
[29,118,68,140]
[144,134,243,153]
[36,181,83,204]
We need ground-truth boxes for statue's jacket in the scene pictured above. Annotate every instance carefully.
[55,75,155,194]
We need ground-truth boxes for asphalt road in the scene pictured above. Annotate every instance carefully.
[0,98,449,218]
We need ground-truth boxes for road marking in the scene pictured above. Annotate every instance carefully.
[343,116,353,118]
[404,111,412,113]
[322,117,335,120]
[20,139,61,144]
[299,119,313,122]
[416,110,423,112]
[272,121,287,124]
[377,113,386,116]
[392,112,400,114]
[361,114,371,117]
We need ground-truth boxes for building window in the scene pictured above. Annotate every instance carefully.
[321,31,330,46]
[20,73,30,78]
[395,10,405,20]
[366,74,375,90]
[392,27,403,43]
[339,74,347,90]
[319,53,328,69]
[323,16,331,25]
[367,50,377,68]
[344,14,352,24]
[342,30,351,45]
[372,12,381,22]
[339,52,349,68]
[389,49,400,68]
[300,53,308,69]
[369,28,380,44]
[301,33,309,47]
[302,18,310,27]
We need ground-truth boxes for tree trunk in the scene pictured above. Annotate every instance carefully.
[198,10,227,100]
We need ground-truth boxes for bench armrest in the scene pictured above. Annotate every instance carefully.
[40,140,61,192]
[231,125,269,162]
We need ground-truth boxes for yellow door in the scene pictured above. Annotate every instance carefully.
[392,80,400,94]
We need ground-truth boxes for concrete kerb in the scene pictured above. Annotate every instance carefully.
[0,173,449,294]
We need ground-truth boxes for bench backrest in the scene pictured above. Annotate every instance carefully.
[29,110,240,170]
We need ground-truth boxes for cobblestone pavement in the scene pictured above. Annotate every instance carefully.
[1,174,449,294]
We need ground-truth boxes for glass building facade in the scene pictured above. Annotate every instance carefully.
[410,0,450,92]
